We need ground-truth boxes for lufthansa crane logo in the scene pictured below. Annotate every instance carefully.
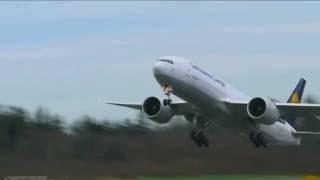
[291,92,300,103]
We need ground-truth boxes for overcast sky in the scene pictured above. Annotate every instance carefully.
[0,2,320,121]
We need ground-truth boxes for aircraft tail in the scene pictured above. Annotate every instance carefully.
[286,78,306,127]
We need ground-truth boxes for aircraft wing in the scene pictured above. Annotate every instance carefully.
[224,100,320,120]
[294,131,320,136]
[104,101,195,116]
[105,102,141,110]
[274,103,320,118]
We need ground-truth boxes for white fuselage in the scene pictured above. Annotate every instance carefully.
[153,56,300,146]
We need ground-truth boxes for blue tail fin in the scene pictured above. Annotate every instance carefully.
[286,78,306,127]
[287,78,306,104]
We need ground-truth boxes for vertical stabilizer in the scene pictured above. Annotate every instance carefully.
[286,78,306,127]
[287,78,306,104]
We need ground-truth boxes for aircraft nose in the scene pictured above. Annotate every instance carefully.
[153,61,170,85]
[153,61,164,77]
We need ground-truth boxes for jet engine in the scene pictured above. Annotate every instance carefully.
[247,97,280,125]
[142,96,175,124]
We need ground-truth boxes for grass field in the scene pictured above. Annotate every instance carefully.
[135,176,300,180]
[104,175,319,180]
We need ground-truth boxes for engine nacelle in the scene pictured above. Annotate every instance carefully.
[142,96,175,124]
[247,97,280,125]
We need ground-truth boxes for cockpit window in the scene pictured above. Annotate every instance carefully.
[157,59,174,64]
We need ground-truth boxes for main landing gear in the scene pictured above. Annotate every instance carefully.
[190,131,210,147]
[247,118,267,148]
[161,84,211,148]
[190,116,211,147]
[249,132,267,148]
[162,85,173,106]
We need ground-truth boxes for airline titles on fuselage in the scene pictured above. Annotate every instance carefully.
[191,64,225,87]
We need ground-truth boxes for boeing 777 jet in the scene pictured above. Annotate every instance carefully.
[106,56,320,148]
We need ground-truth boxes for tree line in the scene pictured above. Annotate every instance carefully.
[0,100,320,177]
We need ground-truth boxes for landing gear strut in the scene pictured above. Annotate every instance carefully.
[249,132,267,148]
[190,131,209,147]
[162,85,173,106]
[190,116,211,147]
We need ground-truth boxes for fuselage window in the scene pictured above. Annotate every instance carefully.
[158,59,174,64]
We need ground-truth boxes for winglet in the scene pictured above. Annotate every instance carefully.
[286,78,306,127]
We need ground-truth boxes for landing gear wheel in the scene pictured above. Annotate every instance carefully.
[190,131,209,147]
[162,85,173,106]
[199,132,209,147]
[249,132,267,148]
[192,133,202,147]
[257,133,267,148]
[163,99,172,106]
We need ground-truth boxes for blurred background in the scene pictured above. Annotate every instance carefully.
[0,99,320,176]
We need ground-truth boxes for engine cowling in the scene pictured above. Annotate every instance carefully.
[142,96,175,124]
[247,97,280,125]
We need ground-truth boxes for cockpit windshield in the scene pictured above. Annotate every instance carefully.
[157,59,174,64]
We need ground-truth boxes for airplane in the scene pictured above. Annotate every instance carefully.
[105,56,320,148]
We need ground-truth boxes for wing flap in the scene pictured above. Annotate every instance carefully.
[223,99,247,113]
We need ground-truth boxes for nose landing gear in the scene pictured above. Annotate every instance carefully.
[163,99,172,106]
[162,85,173,106]
[160,84,212,148]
